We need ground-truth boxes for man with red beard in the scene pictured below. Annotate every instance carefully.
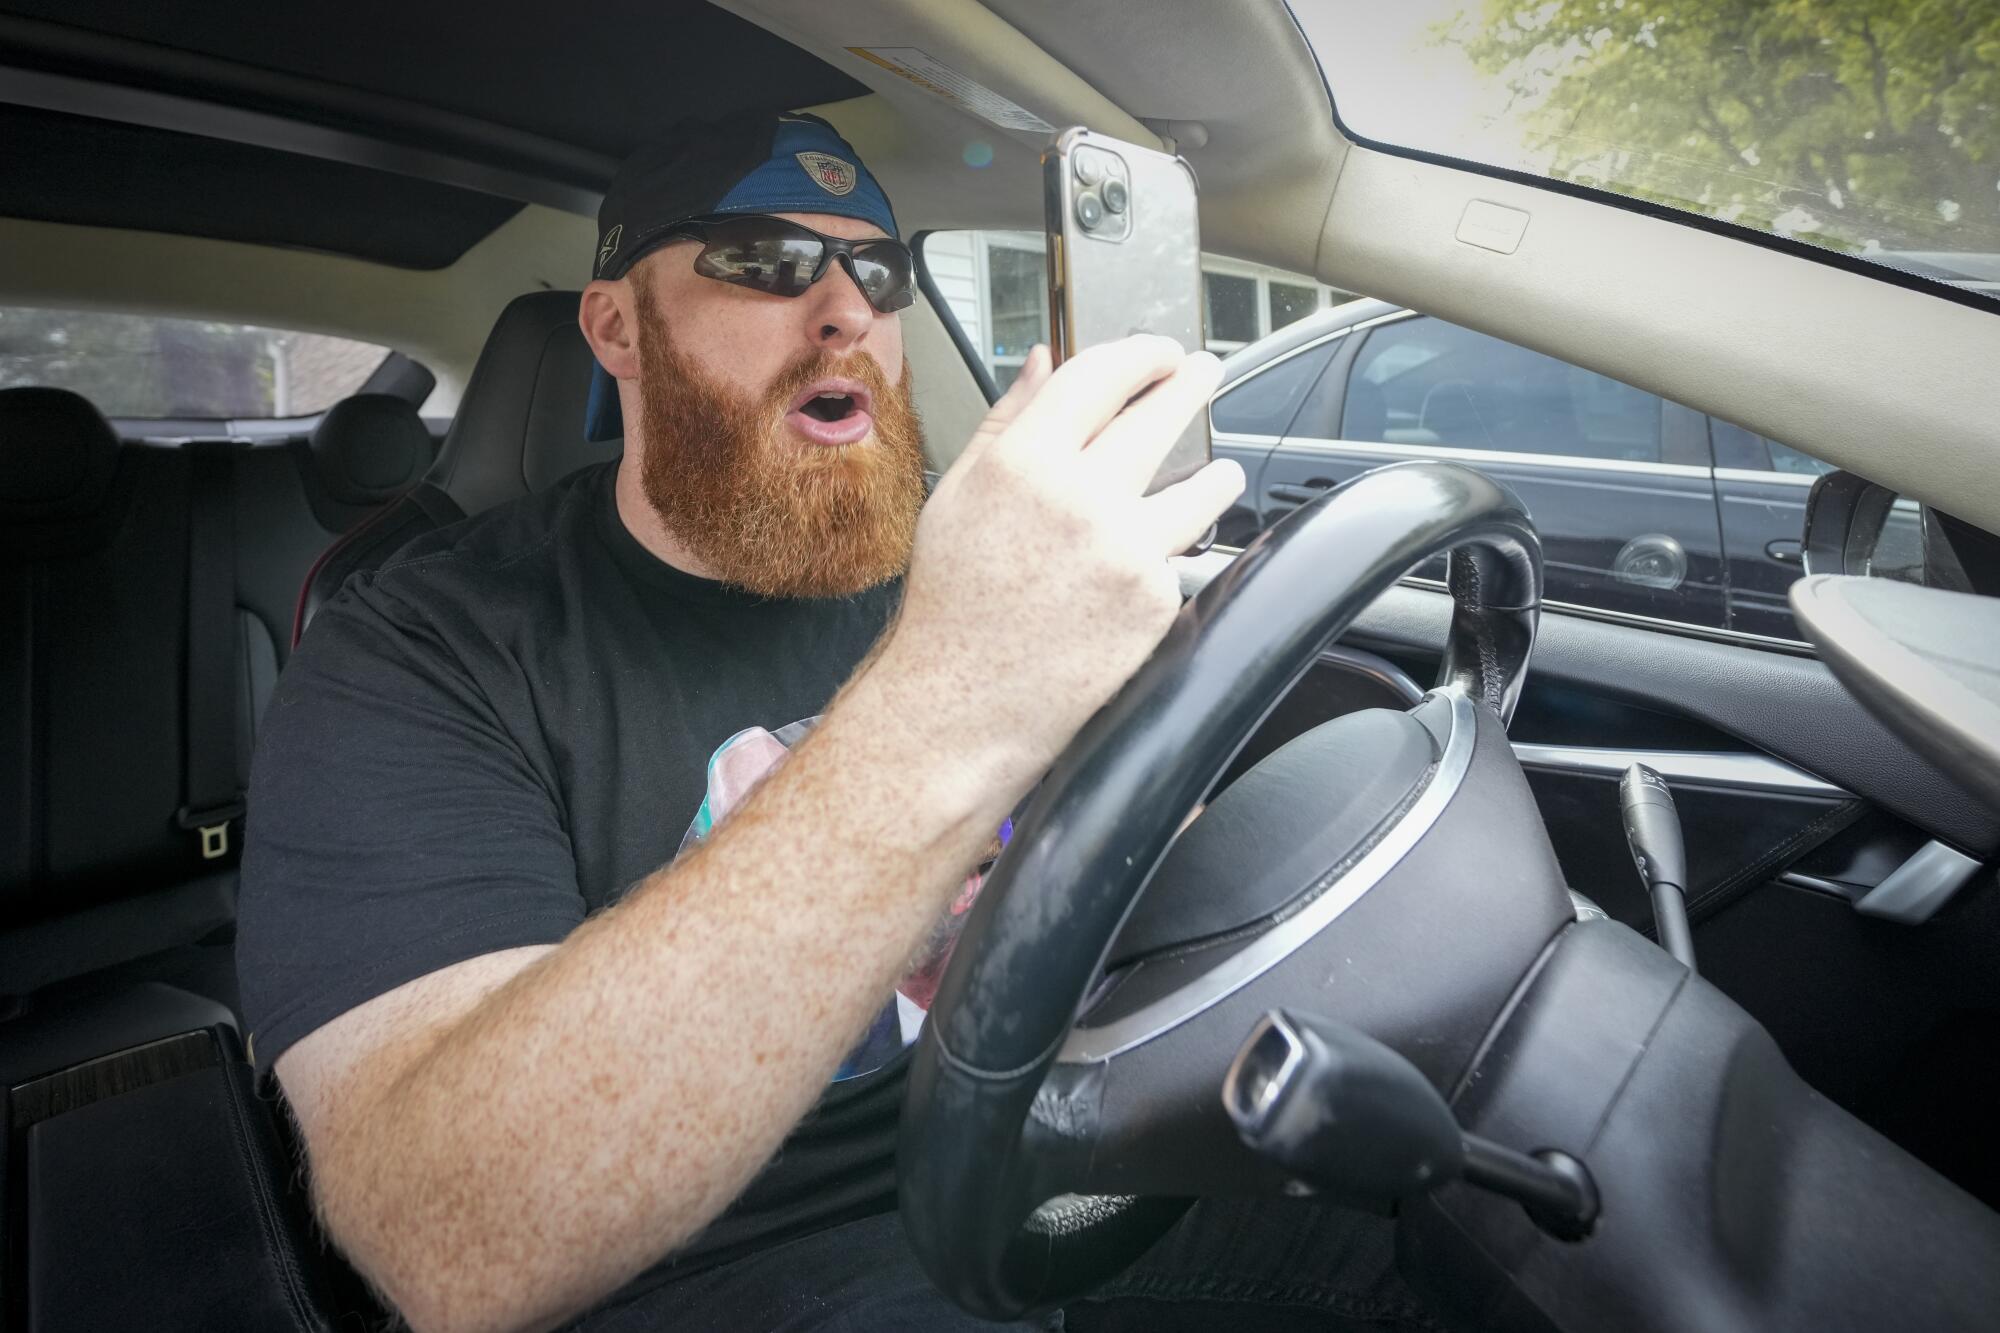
[238,113,1430,1333]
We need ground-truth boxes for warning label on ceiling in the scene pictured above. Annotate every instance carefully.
[846,46,1055,134]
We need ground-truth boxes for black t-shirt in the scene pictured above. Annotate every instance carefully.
[237,460,911,1288]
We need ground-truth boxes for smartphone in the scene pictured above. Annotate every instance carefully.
[1043,126,1212,494]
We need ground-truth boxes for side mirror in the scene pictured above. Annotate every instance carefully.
[1802,470,1898,577]
[1802,470,1961,588]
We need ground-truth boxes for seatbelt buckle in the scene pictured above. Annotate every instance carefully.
[176,801,246,860]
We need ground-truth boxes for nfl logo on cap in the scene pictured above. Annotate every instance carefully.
[796,151,857,196]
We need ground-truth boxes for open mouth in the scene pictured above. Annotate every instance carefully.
[792,379,873,420]
[785,378,876,445]
[800,391,857,422]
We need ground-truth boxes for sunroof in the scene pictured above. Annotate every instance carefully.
[0,2,876,267]
[0,1,871,160]
[0,104,526,270]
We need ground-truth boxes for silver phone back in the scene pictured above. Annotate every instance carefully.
[1044,127,1209,487]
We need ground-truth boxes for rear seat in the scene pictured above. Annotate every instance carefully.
[0,295,605,1324]
[242,393,435,660]
[297,290,613,640]
[1,384,431,1327]
[1,388,433,995]
[2,389,211,928]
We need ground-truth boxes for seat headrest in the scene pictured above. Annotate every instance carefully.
[308,393,431,505]
[428,290,620,519]
[0,386,120,519]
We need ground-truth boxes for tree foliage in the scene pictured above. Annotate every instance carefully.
[1448,0,2000,259]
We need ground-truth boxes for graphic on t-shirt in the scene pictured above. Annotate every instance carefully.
[680,720,1008,1081]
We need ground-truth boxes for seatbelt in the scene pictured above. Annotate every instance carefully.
[176,440,245,860]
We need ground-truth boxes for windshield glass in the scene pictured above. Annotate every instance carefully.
[0,307,396,417]
[1293,1,2000,306]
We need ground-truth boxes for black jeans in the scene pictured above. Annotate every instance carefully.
[574,1200,1441,1332]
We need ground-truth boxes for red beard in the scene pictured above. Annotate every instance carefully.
[633,287,927,599]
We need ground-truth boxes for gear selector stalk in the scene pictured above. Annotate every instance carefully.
[1619,762,1697,972]
[1224,1010,1599,1241]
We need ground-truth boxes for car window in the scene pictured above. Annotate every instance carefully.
[1210,340,1338,436]
[1766,440,1836,478]
[917,231,1351,389]
[1324,316,1663,463]
[1259,308,1738,633]
[1712,418,1838,479]
[1293,2,2000,311]
[0,306,399,418]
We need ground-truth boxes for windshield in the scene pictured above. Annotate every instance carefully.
[0,306,397,418]
[1293,0,2000,306]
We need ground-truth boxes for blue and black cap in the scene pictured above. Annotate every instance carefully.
[584,110,900,441]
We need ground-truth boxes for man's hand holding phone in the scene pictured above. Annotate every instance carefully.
[878,335,1242,812]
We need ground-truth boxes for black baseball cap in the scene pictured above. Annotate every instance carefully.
[584,110,900,440]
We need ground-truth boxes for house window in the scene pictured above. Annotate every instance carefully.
[1268,282,1320,333]
[984,242,1048,391]
[1203,273,1260,350]
[918,232,1342,391]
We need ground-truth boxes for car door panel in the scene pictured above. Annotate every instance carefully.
[1713,468,1814,635]
[1206,336,1345,542]
[1263,439,1729,625]
[1209,430,1279,546]
[1256,311,1730,626]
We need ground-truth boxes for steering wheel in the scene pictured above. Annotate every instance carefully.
[897,460,1546,1319]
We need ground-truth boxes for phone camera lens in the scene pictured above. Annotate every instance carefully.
[1101,177,1129,214]
[1073,151,1104,186]
[1075,190,1105,230]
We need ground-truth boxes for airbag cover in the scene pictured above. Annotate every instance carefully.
[1105,707,1438,970]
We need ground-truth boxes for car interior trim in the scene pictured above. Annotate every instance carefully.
[1851,840,1987,924]
[1056,684,1477,1065]
[0,53,608,218]
[1277,436,1715,481]
[1509,742,1845,799]
[1775,869,1862,900]
[1317,644,1424,706]
[1791,575,2000,809]
[912,229,1002,405]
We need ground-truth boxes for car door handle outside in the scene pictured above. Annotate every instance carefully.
[1766,538,1803,565]
[1269,481,1333,505]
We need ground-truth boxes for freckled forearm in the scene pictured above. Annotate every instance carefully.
[311,643,1024,1333]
